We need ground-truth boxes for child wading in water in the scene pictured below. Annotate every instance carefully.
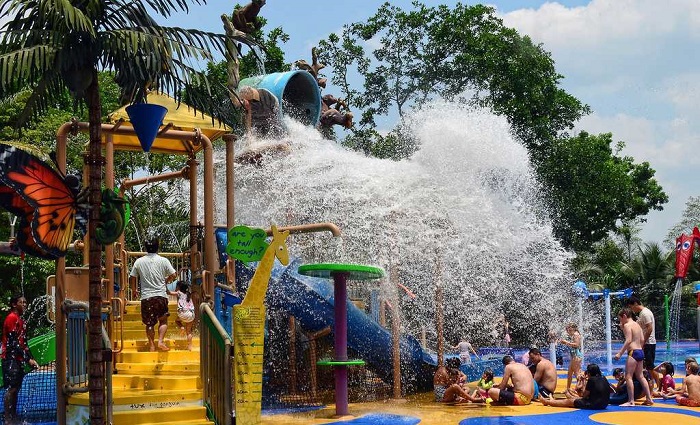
[169,281,195,350]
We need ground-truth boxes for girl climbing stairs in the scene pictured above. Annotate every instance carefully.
[67,301,213,425]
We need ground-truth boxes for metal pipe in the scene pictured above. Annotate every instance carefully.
[435,254,444,367]
[200,130,217,299]
[264,222,341,237]
[105,134,115,362]
[55,120,74,425]
[224,134,236,287]
[119,167,189,194]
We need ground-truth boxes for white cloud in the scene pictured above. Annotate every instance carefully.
[495,1,700,242]
[501,0,700,51]
[661,73,700,114]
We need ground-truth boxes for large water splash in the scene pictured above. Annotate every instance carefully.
[211,102,582,349]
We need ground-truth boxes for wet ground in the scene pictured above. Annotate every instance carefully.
[260,375,700,425]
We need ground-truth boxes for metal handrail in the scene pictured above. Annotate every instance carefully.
[110,297,124,354]
[200,303,232,425]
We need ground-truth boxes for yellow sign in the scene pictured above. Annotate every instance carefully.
[233,305,266,424]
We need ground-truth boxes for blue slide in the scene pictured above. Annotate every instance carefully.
[234,257,435,390]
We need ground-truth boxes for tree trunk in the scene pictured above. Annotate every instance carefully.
[86,69,106,425]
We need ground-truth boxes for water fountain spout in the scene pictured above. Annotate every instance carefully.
[264,222,341,238]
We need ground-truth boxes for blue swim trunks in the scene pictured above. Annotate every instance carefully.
[628,349,645,362]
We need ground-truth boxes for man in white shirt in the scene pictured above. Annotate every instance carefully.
[628,296,657,389]
[129,238,177,352]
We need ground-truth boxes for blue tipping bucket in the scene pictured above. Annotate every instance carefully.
[126,103,168,152]
[239,70,321,126]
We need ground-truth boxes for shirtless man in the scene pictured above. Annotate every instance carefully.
[488,355,534,405]
[613,307,654,406]
[674,361,700,406]
[529,348,557,398]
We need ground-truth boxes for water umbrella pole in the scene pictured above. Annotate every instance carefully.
[390,266,402,400]
[604,290,612,373]
[695,284,700,352]
[435,255,444,367]
[333,272,350,416]
[664,295,670,353]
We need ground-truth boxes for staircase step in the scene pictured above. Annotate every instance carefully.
[119,338,200,350]
[115,328,197,340]
[69,388,203,407]
[116,361,199,375]
[112,406,211,425]
[122,301,178,315]
[112,374,200,391]
[117,348,199,364]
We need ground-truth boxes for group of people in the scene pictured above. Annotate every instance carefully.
[433,296,700,409]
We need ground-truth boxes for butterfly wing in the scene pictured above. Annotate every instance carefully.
[0,184,58,259]
[0,144,78,258]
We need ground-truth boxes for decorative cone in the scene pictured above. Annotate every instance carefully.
[126,103,168,152]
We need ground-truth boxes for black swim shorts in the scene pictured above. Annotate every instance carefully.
[2,358,25,389]
[643,343,656,369]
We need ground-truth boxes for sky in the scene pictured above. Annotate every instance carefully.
[2,0,696,246]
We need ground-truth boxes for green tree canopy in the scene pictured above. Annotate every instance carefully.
[539,131,667,251]
[316,1,589,160]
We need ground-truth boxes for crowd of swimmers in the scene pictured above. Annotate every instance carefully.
[434,307,700,409]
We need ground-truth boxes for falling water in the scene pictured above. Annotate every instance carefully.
[200,102,583,348]
[669,277,684,360]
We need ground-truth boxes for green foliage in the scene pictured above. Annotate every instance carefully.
[317,2,589,160]
[538,132,668,251]
[666,196,700,247]
[183,10,288,132]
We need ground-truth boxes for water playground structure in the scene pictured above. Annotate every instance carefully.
[2,13,700,425]
[0,66,457,424]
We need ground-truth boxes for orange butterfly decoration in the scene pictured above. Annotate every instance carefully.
[0,144,88,259]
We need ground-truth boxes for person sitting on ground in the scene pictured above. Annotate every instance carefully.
[609,368,644,405]
[567,369,588,398]
[541,363,609,410]
[674,361,700,406]
[652,362,675,398]
[529,348,558,399]
[433,358,481,403]
[472,368,494,400]
[487,355,534,406]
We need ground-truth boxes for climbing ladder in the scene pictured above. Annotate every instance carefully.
[67,301,213,425]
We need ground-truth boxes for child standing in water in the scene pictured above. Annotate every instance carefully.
[169,281,195,350]
[559,323,583,393]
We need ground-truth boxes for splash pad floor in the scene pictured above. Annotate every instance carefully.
[260,376,700,425]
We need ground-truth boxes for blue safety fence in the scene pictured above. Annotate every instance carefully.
[0,364,57,424]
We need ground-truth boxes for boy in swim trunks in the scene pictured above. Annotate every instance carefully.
[613,308,654,406]
[488,356,534,405]
[674,361,700,406]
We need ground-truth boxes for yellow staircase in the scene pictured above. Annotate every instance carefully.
[68,301,213,425]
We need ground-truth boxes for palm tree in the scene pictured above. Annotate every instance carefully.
[620,242,674,304]
[0,2,252,423]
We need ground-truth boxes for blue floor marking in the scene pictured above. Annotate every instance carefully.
[459,404,700,425]
[321,413,421,425]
